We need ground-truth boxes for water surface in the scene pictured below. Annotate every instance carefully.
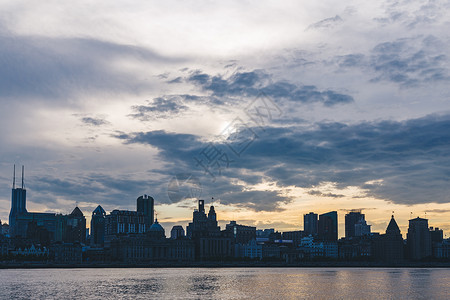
[0,268,448,299]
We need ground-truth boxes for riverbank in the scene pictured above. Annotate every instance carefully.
[1,261,450,269]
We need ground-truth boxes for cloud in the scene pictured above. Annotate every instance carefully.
[308,190,345,198]
[306,15,343,30]
[26,173,162,211]
[81,117,109,126]
[184,69,354,107]
[115,113,450,208]
[129,96,188,120]
[0,32,182,102]
[369,36,449,86]
[333,36,450,87]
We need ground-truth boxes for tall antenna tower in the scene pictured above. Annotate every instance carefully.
[13,164,16,189]
[21,165,25,189]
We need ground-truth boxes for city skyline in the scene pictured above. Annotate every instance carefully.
[1,1,450,238]
[1,165,448,240]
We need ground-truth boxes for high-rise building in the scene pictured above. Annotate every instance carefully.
[65,206,86,243]
[345,210,371,238]
[91,205,106,246]
[9,165,27,236]
[345,210,362,238]
[318,211,338,242]
[137,194,154,228]
[9,165,60,239]
[304,212,318,236]
[407,217,432,260]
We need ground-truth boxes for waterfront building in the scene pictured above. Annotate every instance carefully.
[318,211,338,242]
[282,231,305,246]
[65,207,86,243]
[235,239,263,259]
[354,218,371,237]
[110,221,195,262]
[170,225,185,239]
[338,235,373,259]
[407,217,432,260]
[51,242,82,264]
[225,221,256,244]
[304,212,318,236]
[90,205,106,247]
[104,210,147,246]
[186,199,232,260]
[256,229,275,238]
[430,227,444,258]
[345,210,371,238]
[373,215,404,262]
[137,194,154,229]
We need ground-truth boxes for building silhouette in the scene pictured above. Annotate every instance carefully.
[373,215,404,262]
[9,165,27,236]
[186,199,232,260]
[137,194,154,229]
[345,210,371,238]
[225,221,256,245]
[304,212,318,236]
[170,225,185,239]
[318,211,338,242]
[90,205,106,246]
[65,207,86,244]
[345,210,362,238]
[104,195,155,246]
[407,217,432,260]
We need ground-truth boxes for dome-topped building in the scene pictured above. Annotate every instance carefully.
[148,218,165,239]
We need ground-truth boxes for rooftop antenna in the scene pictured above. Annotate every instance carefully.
[410,212,413,219]
[13,164,16,189]
[21,165,24,189]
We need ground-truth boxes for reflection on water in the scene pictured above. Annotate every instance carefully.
[0,268,449,299]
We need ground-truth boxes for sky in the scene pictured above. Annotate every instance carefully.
[1,0,450,238]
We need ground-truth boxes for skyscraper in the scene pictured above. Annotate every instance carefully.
[407,217,432,260]
[91,205,106,246]
[318,211,338,241]
[65,206,86,243]
[345,210,371,238]
[9,165,27,236]
[137,194,154,228]
[304,212,318,236]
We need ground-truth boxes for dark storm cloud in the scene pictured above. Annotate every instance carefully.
[184,69,354,107]
[116,113,450,208]
[0,32,181,101]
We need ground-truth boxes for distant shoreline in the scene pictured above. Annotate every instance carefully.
[1,261,450,269]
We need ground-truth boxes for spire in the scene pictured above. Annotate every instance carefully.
[386,215,401,235]
[13,164,15,189]
[21,165,24,189]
